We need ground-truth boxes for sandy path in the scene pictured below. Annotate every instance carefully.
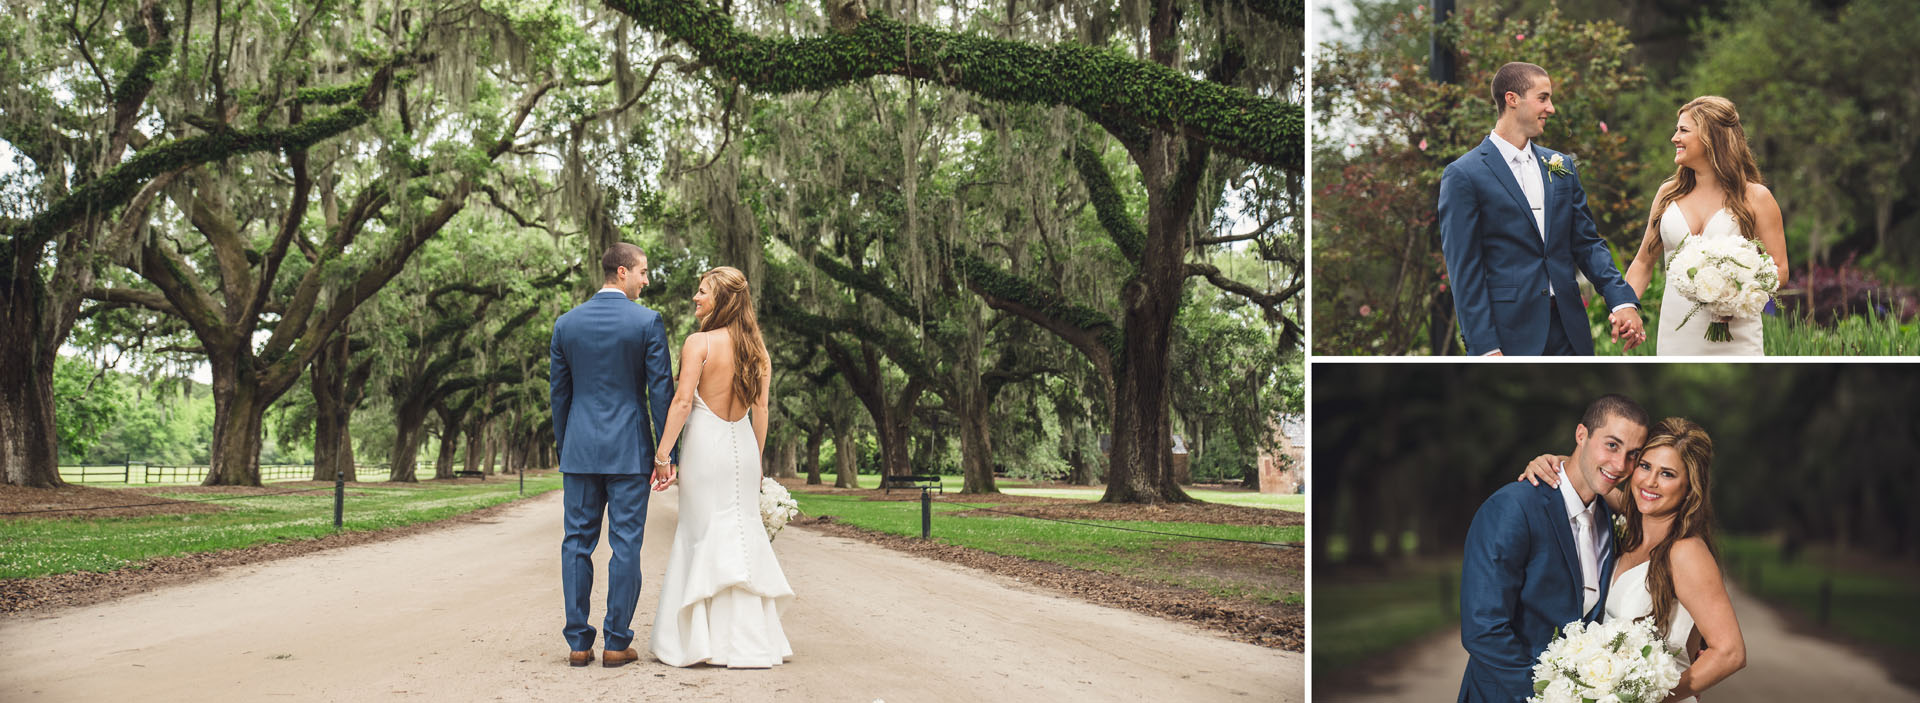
[1,488,1300,702]
[1320,584,1918,702]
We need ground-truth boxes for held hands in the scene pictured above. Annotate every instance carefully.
[652,455,676,491]
[1609,308,1647,351]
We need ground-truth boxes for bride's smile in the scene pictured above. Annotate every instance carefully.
[1671,113,1704,169]
[1632,446,1687,515]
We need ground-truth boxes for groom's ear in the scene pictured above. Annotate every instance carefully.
[1573,423,1589,446]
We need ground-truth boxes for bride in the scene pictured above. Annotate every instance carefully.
[649,266,794,668]
[1624,96,1789,356]
[1521,418,1747,701]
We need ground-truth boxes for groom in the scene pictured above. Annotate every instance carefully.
[549,243,677,668]
[1439,61,1645,355]
[1458,394,1649,702]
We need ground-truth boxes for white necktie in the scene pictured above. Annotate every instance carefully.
[1515,153,1546,241]
[1573,509,1599,616]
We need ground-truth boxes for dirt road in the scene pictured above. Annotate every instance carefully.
[1,488,1300,702]
[1321,584,1918,702]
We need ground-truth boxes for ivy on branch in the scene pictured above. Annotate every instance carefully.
[599,0,1299,166]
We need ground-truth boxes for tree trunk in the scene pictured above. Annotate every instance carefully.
[204,354,269,486]
[433,420,460,480]
[832,425,860,489]
[388,404,429,483]
[310,333,358,482]
[0,316,63,487]
[873,396,916,477]
[1098,128,1195,504]
[485,426,501,476]
[956,379,999,494]
[804,428,824,485]
[464,418,486,475]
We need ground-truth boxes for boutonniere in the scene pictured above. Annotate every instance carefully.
[1545,153,1572,182]
[1611,513,1627,543]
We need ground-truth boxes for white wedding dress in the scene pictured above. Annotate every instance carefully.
[650,338,794,668]
[1656,203,1764,356]
[1605,560,1697,703]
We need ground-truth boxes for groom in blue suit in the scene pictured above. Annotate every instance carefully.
[1440,62,1645,355]
[1458,394,1650,702]
[549,242,676,668]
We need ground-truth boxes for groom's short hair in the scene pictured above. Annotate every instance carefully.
[1580,394,1650,435]
[601,243,646,281]
[1492,62,1549,115]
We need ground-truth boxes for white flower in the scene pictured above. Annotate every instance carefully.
[759,477,801,540]
[1529,618,1683,703]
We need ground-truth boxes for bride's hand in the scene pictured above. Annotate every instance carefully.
[1518,454,1569,487]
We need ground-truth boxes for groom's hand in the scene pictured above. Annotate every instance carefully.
[1609,308,1646,350]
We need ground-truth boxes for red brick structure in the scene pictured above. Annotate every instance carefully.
[1258,414,1304,494]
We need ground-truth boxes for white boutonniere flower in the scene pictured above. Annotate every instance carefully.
[1546,153,1573,182]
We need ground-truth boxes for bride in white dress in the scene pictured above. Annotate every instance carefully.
[649,266,794,668]
[1526,418,1747,701]
[1622,96,1789,356]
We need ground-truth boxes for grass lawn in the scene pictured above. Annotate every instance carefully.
[1719,535,1920,652]
[792,491,1303,605]
[1312,560,1462,678]
[0,475,562,580]
[828,473,1304,512]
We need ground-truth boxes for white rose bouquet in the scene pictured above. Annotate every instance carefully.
[1529,618,1684,703]
[1666,236,1780,343]
[759,477,801,541]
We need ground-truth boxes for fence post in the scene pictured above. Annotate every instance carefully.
[920,486,932,539]
[333,464,345,529]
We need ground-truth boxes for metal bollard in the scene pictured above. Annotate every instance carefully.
[333,466,345,529]
[519,465,525,495]
[920,486,932,539]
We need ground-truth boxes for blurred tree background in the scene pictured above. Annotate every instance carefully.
[5,0,1302,500]
[1313,0,1920,355]
[1312,362,1920,684]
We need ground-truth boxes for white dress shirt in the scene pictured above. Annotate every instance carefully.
[1489,132,1549,244]
[1556,461,1602,617]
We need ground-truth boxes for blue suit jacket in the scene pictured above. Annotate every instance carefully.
[1458,480,1617,703]
[1439,136,1637,355]
[549,290,674,474]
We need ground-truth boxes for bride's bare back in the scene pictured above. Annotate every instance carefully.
[695,329,751,422]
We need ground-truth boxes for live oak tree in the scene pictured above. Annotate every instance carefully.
[81,2,648,485]
[604,0,1304,502]
[1,0,399,486]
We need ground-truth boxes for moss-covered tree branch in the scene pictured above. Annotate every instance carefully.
[3,66,397,259]
[1072,141,1145,263]
[952,249,1121,371]
[599,0,1300,166]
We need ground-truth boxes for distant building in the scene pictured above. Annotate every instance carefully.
[1098,433,1193,485]
[1259,414,1305,494]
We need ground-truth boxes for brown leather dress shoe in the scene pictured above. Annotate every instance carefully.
[568,650,594,667]
[602,647,640,668]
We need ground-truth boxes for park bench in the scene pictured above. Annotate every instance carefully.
[454,469,485,479]
[880,474,943,494]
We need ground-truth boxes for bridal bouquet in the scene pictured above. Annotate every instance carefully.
[1667,236,1779,342]
[1528,618,1683,703]
[759,477,800,541]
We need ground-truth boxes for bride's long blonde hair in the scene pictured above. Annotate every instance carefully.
[1619,417,1717,640]
[697,266,767,407]
[1639,96,1766,261]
